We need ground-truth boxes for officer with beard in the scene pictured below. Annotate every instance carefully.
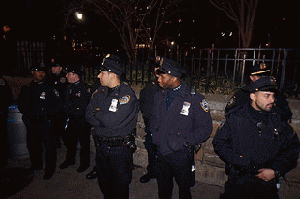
[213,76,300,199]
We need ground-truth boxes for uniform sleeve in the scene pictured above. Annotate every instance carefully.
[17,85,33,119]
[85,95,100,127]
[190,95,213,145]
[212,117,251,168]
[94,93,139,129]
[225,89,250,114]
[270,123,300,177]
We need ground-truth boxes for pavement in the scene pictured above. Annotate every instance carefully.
[1,145,300,199]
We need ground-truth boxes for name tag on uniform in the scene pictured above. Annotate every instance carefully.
[109,99,118,112]
[40,92,46,100]
[180,102,191,116]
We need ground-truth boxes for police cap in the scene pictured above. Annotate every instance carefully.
[65,65,85,76]
[249,62,270,76]
[31,63,47,72]
[155,57,185,78]
[100,54,124,76]
[50,62,61,68]
[248,76,277,93]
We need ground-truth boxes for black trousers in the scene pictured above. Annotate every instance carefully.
[155,149,195,199]
[26,121,56,171]
[143,117,157,174]
[224,173,279,199]
[52,115,64,147]
[61,117,91,165]
[96,143,133,199]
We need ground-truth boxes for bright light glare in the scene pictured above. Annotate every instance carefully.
[76,12,83,20]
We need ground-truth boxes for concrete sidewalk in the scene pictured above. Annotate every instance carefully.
[1,145,300,199]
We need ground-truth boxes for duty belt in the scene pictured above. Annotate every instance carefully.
[93,135,125,147]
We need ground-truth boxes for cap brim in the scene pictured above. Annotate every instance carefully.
[251,70,270,75]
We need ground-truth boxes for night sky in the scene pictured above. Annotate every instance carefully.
[1,0,300,48]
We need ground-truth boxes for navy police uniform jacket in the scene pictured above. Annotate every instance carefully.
[150,81,213,156]
[213,103,300,178]
[85,82,139,138]
[18,80,61,120]
[63,80,91,118]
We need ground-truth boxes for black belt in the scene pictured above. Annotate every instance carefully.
[93,135,125,147]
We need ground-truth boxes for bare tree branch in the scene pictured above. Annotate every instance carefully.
[209,0,259,48]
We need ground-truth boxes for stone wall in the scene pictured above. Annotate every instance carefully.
[131,85,300,186]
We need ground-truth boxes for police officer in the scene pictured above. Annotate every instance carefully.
[47,62,68,148]
[139,58,160,183]
[213,76,300,199]
[0,75,13,170]
[17,63,61,179]
[225,62,292,123]
[150,57,213,199]
[59,65,91,173]
[85,54,139,199]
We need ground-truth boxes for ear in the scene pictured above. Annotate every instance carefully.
[250,93,256,101]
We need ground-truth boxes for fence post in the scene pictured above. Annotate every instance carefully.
[205,48,211,93]
[241,54,246,86]
[233,49,238,84]
[280,49,288,90]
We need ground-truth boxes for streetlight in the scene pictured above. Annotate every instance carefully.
[76,12,83,20]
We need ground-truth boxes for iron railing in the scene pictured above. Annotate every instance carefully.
[14,42,300,97]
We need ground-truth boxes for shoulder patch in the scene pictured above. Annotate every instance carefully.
[119,95,131,105]
[226,96,236,108]
[200,99,209,112]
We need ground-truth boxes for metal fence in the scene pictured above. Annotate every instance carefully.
[15,43,300,97]
[16,41,46,76]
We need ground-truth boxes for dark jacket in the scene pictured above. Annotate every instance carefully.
[17,80,61,120]
[139,80,160,120]
[85,82,139,138]
[62,80,91,118]
[150,81,213,156]
[213,103,300,178]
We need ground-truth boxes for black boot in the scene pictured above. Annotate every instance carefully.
[139,172,155,183]
[86,167,97,179]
